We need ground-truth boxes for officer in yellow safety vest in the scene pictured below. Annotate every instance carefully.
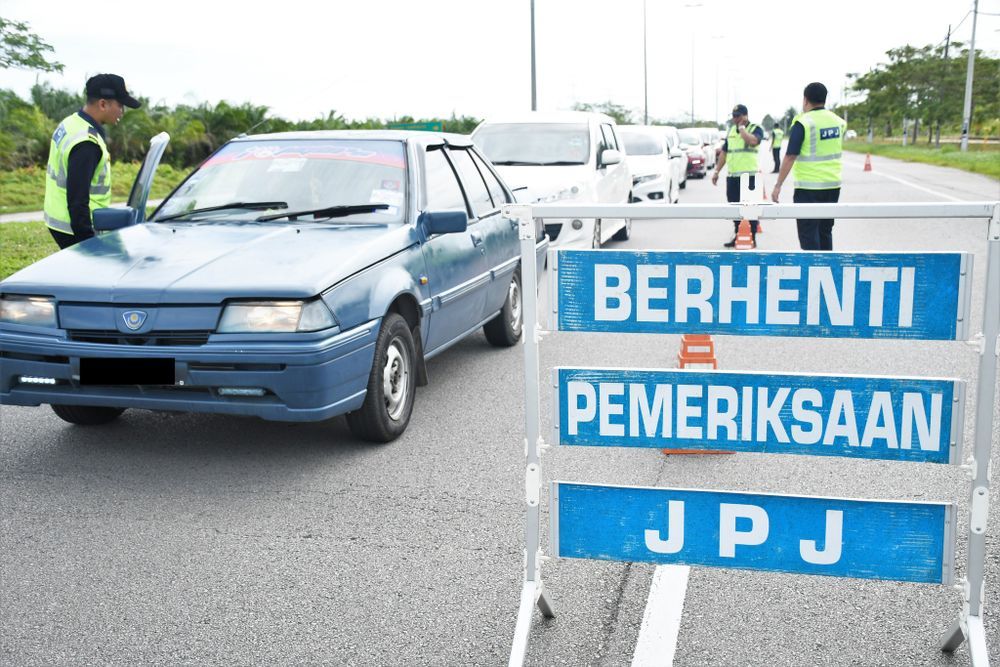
[43,74,140,248]
[771,82,846,251]
[712,104,764,248]
[770,126,784,173]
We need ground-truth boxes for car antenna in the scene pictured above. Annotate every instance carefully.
[238,116,272,138]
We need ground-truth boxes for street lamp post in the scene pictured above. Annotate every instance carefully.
[530,0,537,111]
[684,3,703,124]
[960,0,979,152]
[643,0,648,124]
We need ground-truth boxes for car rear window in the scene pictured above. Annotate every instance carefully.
[620,130,664,156]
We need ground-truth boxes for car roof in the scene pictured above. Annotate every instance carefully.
[475,110,614,126]
[619,124,669,136]
[236,129,475,149]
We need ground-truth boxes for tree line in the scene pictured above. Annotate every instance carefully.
[0,82,481,171]
[840,42,999,145]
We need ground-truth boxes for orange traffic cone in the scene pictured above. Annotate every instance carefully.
[666,334,733,455]
[734,218,754,250]
[677,333,717,369]
[864,153,872,172]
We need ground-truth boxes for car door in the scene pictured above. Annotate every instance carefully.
[126,132,170,222]
[596,123,629,240]
[420,146,490,353]
[464,147,518,318]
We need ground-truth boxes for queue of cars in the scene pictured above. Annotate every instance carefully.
[0,113,725,441]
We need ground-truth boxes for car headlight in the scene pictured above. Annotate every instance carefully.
[0,295,57,327]
[633,174,661,185]
[217,299,337,333]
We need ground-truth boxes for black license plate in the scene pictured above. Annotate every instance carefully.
[80,358,175,385]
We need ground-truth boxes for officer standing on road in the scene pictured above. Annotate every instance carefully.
[43,74,140,249]
[712,104,764,248]
[770,125,784,173]
[771,82,846,251]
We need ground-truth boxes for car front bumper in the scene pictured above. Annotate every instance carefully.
[631,176,669,203]
[0,320,379,422]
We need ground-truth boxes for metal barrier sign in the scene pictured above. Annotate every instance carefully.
[551,250,972,340]
[554,368,965,464]
[551,482,956,585]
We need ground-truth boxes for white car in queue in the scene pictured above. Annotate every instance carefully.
[471,111,632,248]
[662,125,688,191]
[619,125,679,204]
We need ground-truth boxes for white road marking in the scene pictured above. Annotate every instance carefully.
[631,564,691,667]
[845,155,964,201]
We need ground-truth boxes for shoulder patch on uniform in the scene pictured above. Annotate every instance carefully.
[820,127,841,140]
[52,124,67,144]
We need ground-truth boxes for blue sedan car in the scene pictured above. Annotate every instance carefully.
[0,130,546,441]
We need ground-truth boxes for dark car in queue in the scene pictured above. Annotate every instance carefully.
[0,130,547,442]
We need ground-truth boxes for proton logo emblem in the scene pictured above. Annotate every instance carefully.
[122,310,147,331]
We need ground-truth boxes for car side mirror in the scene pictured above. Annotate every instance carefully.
[418,209,468,235]
[599,148,623,168]
[93,207,138,232]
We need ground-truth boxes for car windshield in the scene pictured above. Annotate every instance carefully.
[153,139,407,223]
[620,130,663,156]
[678,129,703,145]
[473,123,590,165]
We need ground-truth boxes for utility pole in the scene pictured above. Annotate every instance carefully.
[938,25,950,148]
[530,0,537,111]
[960,0,978,152]
[643,0,648,125]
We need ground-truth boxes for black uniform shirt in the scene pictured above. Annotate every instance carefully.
[785,107,826,157]
[65,111,107,240]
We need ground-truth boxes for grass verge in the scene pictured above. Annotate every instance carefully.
[844,142,1000,179]
[0,222,57,280]
[1,162,190,215]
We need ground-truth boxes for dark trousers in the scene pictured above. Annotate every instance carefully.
[772,148,780,172]
[793,188,840,250]
[726,175,758,234]
[49,228,77,249]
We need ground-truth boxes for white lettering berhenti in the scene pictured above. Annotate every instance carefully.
[593,263,916,328]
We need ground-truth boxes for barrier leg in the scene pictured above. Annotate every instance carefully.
[941,204,999,666]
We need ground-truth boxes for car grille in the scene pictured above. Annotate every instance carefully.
[67,330,212,346]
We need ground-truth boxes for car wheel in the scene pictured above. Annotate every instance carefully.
[679,178,686,190]
[346,312,416,442]
[51,404,125,425]
[612,217,631,241]
[484,268,523,347]
[591,219,602,248]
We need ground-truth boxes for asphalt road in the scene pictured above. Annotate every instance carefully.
[1,153,998,666]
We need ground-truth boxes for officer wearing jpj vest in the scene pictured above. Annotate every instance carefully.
[770,126,784,173]
[771,82,846,251]
[712,104,764,248]
[44,74,140,249]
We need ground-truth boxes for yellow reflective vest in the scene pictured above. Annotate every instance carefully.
[725,123,759,176]
[791,108,846,190]
[771,127,784,146]
[43,112,112,235]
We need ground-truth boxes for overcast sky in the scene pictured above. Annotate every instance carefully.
[4,0,999,126]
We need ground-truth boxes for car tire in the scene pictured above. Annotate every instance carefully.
[346,313,416,443]
[484,269,523,347]
[679,179,686,190]
[591,219,602,248]
[51,404,125,425]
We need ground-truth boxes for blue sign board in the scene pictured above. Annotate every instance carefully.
[552,482,955,584]
[555,368,964,464]
[552,250,971,340]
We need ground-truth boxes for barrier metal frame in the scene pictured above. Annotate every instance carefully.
[504,199,999,667]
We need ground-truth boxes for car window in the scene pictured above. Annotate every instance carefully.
[620,130,664,156]
[447,148,495,218]
[154,139,407,223]
[469,150,508,208]
[473,123,590,166]
[424,147,467,213]
[600,124,619,151]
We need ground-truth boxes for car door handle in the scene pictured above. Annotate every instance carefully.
[471,233,484,247]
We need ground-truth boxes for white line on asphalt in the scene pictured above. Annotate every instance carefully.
[631,564,691,667]
[844,154,964,202]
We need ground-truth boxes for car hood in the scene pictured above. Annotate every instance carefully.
[495,164,591,204]
[1,221,419,303]
[625,155,669,178]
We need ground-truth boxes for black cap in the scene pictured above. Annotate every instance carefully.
[85,74,140,109]
[731,104,748,116]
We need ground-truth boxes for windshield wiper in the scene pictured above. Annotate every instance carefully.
[256,203,389,222]
[537,161,587,166]
[492,160,546,166]
[157,201,288,222]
